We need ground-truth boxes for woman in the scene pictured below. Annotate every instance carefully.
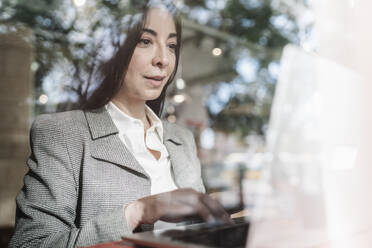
[10,1,230,247]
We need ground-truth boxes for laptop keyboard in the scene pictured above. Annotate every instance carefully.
[161,218,250,248]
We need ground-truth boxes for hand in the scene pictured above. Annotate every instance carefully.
[125,188,232,230]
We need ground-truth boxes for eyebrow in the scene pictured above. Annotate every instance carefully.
[142,28,177,39]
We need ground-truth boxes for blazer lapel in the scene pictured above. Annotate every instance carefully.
[85,108,149,178]
[163,122,190,188]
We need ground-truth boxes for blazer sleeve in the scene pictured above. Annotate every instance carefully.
[9,115,132,248]
[185,128,206,194]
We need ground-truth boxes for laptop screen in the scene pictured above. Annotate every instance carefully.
[248,44,372,247]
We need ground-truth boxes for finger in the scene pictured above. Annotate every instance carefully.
[157,189,205,222]
[188,191,230,223]
[200,195,232,223]
[208,192,221,200]
[194,199,215,222]
[175,190,215,222]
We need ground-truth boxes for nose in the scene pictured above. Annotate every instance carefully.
[152,44,170,68]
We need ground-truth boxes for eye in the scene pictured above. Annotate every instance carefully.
[138,38,152,47]
[168,43,177,51]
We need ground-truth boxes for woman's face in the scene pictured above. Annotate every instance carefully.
[120,7,177,103]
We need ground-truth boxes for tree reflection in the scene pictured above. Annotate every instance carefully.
[0,0,310,139]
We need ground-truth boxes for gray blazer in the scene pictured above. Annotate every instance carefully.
[9,107,205,248]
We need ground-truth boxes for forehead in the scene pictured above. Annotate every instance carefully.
[144,7,176,33]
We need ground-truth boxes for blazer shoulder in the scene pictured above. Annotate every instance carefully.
[163,121,193,135]
[30,110,88,180]
[31,110,89,145]
[33,110,87,130]
[162,121,196,146]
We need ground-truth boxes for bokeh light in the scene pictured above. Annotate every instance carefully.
[73,0,86,7]
[212,47,222,56]
[173,94,185,103]
[176,78,185,90]
[38,94,48,104]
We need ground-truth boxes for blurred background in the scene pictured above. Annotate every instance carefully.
[1,0,372,247]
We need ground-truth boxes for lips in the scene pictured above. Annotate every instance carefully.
[144,75,166,81]
[144,75,166,87]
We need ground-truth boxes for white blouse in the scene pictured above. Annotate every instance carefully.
[106,101,178,195]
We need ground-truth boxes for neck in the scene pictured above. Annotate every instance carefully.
[111,97,149,127]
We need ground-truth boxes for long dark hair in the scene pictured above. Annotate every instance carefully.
[82,1,181,117]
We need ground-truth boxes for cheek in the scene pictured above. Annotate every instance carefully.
[124,58,143,85]
[122,65,139,92]
[169,55,177,72]
[127,49,146,74]
[127,59,140,76]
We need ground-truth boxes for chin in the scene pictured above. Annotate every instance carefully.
[144,89,164,101]
[144,93,162,101]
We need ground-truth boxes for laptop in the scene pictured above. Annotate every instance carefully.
[248,45,372,247]
[123,216,249,248]
[122,44,372,248]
